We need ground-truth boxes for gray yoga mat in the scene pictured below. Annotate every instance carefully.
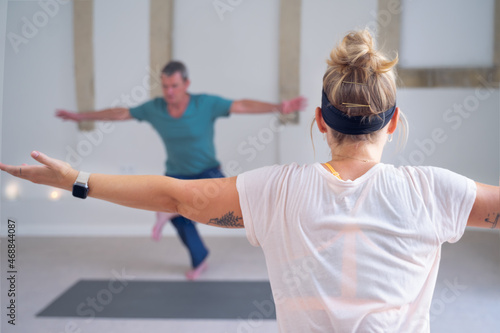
[37,280,276,320]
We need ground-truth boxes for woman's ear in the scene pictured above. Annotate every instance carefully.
[387,107,400,134]
[315,107,328,133]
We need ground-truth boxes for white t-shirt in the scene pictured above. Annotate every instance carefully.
[236,163,476,333]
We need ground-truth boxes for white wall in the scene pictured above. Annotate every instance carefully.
[2,0,81,235]
[172,0,281,175]
[400,0,495,68]
[90,0,157,176]
[1,0,498,237]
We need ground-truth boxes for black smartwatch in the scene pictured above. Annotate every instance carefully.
[72,171,90,199]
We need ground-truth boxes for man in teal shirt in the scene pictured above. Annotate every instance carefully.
[56,61,306,279]
[129,92,232,176]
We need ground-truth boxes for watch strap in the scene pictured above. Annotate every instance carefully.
[75,171,91,185]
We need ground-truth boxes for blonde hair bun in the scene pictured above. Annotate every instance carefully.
[327,30,398,75]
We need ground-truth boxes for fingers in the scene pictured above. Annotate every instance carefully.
[0,162,9,173]
[30,151,74,182]
[1,152,74,188]
[31,151,54,168]
[0,152,46,179]
[293,96,308,111]
[0,162,23,178]
[281,96,308,114]
[55,109,77,121]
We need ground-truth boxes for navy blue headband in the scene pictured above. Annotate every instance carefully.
[321,90,396,135]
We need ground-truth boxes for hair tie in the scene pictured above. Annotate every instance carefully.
[321,90,396,135]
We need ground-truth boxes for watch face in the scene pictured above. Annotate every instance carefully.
[72,184,89,199]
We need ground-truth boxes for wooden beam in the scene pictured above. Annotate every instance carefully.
[398,67,498,88]
[377,0,401,57]
[149,0,174,98]
[73,0,94,131]
[278,0,301,124]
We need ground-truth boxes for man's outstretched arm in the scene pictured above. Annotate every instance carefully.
[230,96,307,115]
[56,108,132,122]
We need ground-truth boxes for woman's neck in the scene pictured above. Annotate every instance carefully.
[330,142,383,163]
[324,142,384,180]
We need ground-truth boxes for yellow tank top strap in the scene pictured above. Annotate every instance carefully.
[323,163,342,180]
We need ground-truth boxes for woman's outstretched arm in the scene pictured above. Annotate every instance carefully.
[0,151,243,228]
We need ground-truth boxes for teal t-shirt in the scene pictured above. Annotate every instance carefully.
[129,94,232,175]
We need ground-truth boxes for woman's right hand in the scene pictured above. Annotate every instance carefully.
[0,151,78,191]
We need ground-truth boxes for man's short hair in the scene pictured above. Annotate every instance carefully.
[161,61,189,81]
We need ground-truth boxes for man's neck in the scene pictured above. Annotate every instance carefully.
[167,93,190,118]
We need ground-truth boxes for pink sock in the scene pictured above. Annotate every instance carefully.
[185,259,208,280]
[151,212,179,241]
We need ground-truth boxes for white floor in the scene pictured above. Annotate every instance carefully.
[1,229,499,333]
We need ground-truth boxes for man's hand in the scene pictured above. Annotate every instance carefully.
[55,109,82,121]
[0,151,78,191]
[280,96,307,115]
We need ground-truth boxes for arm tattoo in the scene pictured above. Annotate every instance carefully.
[484,213,499,229]
[208,211,243,228]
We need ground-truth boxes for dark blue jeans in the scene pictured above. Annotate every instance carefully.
[167,166,225,268]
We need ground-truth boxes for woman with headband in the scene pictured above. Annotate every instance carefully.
[1,30,498,332]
